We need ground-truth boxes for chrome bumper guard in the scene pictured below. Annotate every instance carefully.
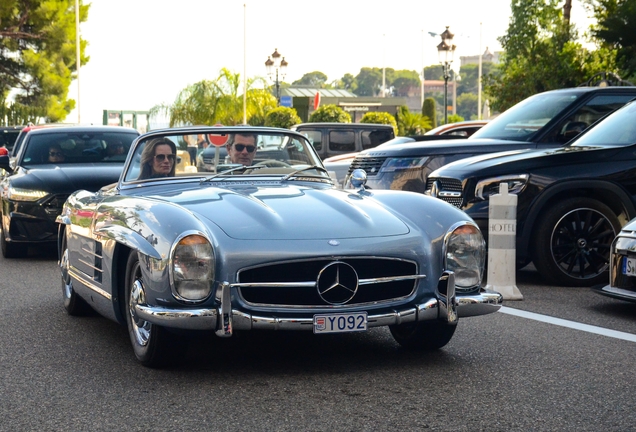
[135,288,502,335]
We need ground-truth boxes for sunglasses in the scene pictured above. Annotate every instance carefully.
[154,154,176,162]
[234,144,256,153]
[49,151,63,157]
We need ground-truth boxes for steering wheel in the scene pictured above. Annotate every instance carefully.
[255,159,291,168]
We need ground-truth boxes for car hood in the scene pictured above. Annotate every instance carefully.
[14,164,123,193]
[148,183,411,240]
[431,145,622,178]
[360,138,532,158]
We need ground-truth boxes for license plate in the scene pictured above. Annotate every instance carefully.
[313,312,367,334]
[623,256,636,276]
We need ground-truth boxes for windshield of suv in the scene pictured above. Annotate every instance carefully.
[124,130,327,182]
[470,91,582,141]
[571,101,636,147]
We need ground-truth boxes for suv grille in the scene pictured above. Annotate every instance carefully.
[238,257,418,307]
[426,178,463,208]
[348,156,387,177]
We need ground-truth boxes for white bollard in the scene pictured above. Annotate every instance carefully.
[485,183,523,300]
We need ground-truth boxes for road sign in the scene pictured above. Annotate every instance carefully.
[208,124,228,146]
[280,95,292,107]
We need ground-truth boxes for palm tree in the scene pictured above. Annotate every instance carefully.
[150,68,276,127]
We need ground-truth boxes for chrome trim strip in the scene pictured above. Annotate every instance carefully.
[231,274,426,289]
[68,267,111,300]
[77,258,103,273]
[134,292,502,331]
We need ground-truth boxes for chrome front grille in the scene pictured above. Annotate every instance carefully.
[237,257,419,307]
[347,156,387,177]
[426,178,463,208]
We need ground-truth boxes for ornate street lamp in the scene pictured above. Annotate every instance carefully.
[437,27,456,124]
[265,48,288,105]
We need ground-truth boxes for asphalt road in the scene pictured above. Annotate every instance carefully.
[1,248,635,431]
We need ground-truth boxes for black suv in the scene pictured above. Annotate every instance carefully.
[346,87,636,192]
[426,100,636,287]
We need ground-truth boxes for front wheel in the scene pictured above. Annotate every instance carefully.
[532,197,620,286]
[125,251,187,367]
[60,235,91,316]
[389,320,456,350]
[1,223,26,258]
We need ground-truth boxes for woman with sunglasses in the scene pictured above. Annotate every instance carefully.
[226,133,258,166]
[138,138,177,179]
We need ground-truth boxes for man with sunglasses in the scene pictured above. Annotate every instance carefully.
[226,133,258,166]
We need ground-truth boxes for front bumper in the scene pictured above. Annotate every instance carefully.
[135,286,503,335]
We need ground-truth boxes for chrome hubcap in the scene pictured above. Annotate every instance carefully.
[129,278,151,347]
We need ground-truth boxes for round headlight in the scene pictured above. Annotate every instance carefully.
[171,234,215,301]
[444,223,485,289]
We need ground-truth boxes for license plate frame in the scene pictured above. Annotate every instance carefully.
[622,256,636,276]
[313,312,368,334]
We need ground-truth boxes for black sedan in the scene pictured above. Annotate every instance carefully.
[426,100,636,286]
[0,126,139,257]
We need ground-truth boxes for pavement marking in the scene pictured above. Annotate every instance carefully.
[499,306,636,343]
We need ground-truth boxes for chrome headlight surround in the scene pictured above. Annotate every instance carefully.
[475,174,529,200]
[169,231,215,303]
[443,221,485,290]
[379,156,429,173]
[6,187,49,202]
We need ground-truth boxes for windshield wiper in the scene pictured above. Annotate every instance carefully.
[201,165,264,183]
[281,165,331,182]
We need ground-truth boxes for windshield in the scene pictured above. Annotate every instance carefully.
[123,129,327,182]
[21,131,138,165]
[571,101,636,148]
[470,91,582,141]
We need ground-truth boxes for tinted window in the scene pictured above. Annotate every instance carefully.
[572,102,636,147]
[541,94,636,143]
[471,91,582,141]
[302,130,322,151]
[329,130,355,152]
[361,129,394,149]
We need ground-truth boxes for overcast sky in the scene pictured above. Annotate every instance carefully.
[66,0,595,125]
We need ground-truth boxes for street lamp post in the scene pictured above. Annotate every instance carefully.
[436,27,456,124]
[265,48,288,105]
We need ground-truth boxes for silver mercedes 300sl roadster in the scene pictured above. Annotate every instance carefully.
[57,126,502,367]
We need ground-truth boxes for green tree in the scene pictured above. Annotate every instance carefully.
[457,93,479,120]
[588,0,636,79]
[395,106,431,136]
[309,104,351,123]
[264,106,302,129]
[360,112,398,135]
[150,68,275,126]
[456,63,497,95]
[422,97,437,128]
[292,71,328,87]
[333,73,357,93]
[391,70,420,97]
[0,0,90,123]
[355,67,391,96]
[484,0,611,112]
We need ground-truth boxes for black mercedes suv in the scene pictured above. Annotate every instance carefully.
[346,86,636,192]
[426,100,636,287]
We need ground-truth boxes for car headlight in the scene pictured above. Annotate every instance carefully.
[7,187,49,202]
[444,222,485,289]
[379,157,429,173]
[171,234,215,302]
[475,175,528,200]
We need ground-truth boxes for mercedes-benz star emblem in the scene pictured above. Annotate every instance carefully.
[316,261,359,305]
